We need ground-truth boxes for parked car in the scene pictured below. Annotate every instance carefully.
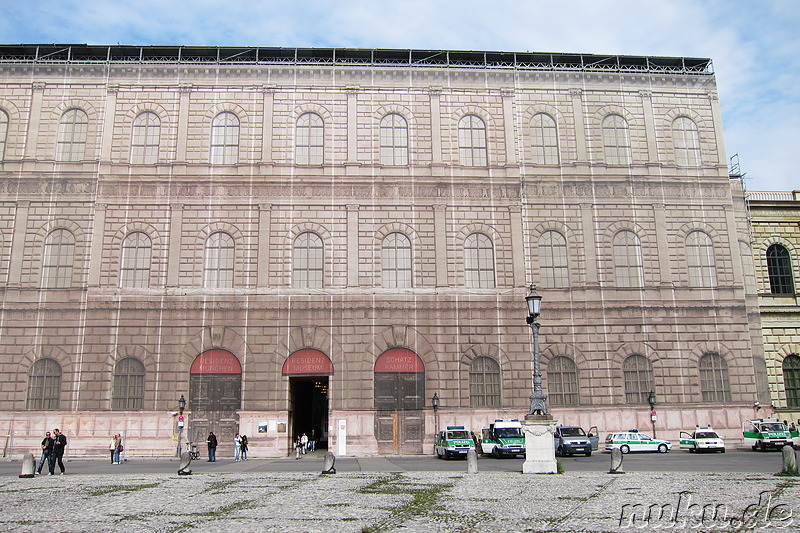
[742,418,793,451]
[553,425,597,457]
[604,430,671,454]
[679,425,725,453]
[478,419,525,458]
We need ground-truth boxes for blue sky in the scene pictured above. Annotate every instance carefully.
[2,0,797,191]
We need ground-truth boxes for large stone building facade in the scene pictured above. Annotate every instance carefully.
[748,191,800,425]
[0,45,768,457]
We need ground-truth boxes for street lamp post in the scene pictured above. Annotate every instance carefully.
[525,284,548,416]
[432,392,440,434]
[522,283,557,474]
[648,390,657,438]
[176,394,186,458]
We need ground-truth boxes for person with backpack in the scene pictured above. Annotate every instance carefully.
[36,431,54,475]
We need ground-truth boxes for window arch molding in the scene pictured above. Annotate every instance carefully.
[0,100,22,161]
[759,237,798,293]
[456,223,504,288]
[194,222,244,287]
[601,221,654,286]
[368,324,438,373]
[675,225,720,287]
[374,105,415,166]
[450,106,496,165]
[686,342,735,402]
[50,100,99,161]
[592,105,640,164]
[612,342,661,404]
[542,343,588,406]
[110,223,163,286]
[124,103,171,160]
[284,222,332,288]
[19,345,73,407]
[459,344,511,407]
[373,222,419,287]
[774,346,800,408]
[531,221,579,288]
[34,220,85,286]
[522,105,564,164]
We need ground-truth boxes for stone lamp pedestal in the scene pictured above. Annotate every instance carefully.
[522,414,558,474]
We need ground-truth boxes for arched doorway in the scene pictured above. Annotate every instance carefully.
[189,349,242,457]
[374,348,425,454]
[283,349,332,451]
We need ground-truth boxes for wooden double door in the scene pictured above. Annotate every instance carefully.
[374,370,425,454]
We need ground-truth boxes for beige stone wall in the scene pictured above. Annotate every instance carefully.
[0,55,768,456]
[749,192,800,423]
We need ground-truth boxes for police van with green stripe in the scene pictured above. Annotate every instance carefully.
[434,426,476,459]
[742,418,792,451]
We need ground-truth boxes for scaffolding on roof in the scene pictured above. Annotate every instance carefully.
[0,44,713,75]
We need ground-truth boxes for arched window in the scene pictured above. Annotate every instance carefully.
[783,355,800,409]
[548,356,579,406]
[210,112,239,165]
[458,115,487,166]
[296,112,324,165]
[56,108,88,162]
[613,230,644,288]
[0,109,8,161]
[686,231,717,287]
[767,244,795,294]
[27,358,61,410]
[42,229,75,288]
[699,353,731,402]
[130,112,160,164]
[623,354,653,404]
[380,113,408,166]
[469,356,501,408]
[203,232,234,288]
[673,116,701,167]
[293,232,324,288]
[530,113,558,164]
[539,230,569,288]
[382,232,412,288]
[602,114,631,165]
[464,232,495,288]
[120,232,152,288]
[112,357,145,410]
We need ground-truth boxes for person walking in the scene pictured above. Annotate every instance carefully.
[206,432,217,462]
[309,429,316,452]
[240,435,248,460]
[50,428,67,475]
[300,433,308,455]
[234,433,242,461]
[36,431,53,475]
[294,435,303,459]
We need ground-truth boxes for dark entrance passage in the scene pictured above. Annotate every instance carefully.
[289,376,329,450]
[283,349,333,451]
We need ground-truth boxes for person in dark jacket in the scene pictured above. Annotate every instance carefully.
[36,431,54,475]
[49,428,67,475]
[206,432,217,462]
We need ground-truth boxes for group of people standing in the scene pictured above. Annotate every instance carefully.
[205,431,249,461]
[294,430,317,458]
[36,428,67,475]
[109,434,123,464]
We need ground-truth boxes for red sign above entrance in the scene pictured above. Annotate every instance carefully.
[190,349,242,374]
[282,349,334,376]
[374,348,424,373]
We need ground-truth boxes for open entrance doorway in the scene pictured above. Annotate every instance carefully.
[282,348,334,452]
[289,376,329,450]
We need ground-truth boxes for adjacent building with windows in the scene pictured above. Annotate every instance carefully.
[747,191,800,424]
[0,45,768,457]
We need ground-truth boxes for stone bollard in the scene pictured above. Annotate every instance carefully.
[178,452,192,475]
[608,448,624,474]
[781,445,798,475]
[467,449,478,474]
[19,453,35,478]
[322,451,336,474]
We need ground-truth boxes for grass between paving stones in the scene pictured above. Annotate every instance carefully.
[358,474,456,533]
[88,482,161,496]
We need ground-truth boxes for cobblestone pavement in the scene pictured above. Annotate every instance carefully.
[0,468,798,532]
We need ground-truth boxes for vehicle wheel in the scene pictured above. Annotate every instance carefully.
[689,447,695,453]
[585,450,592,457]
[751,445,757,451]
[492,447,501,458]
[556,446,564,457]
[658,444,668,453]
[720,448,726,453]
[757,441,765,452]
[443,450,450,460]
[436,448,442,459]
[620,445,630,454]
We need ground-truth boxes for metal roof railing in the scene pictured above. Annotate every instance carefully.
[0,44,714,75]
